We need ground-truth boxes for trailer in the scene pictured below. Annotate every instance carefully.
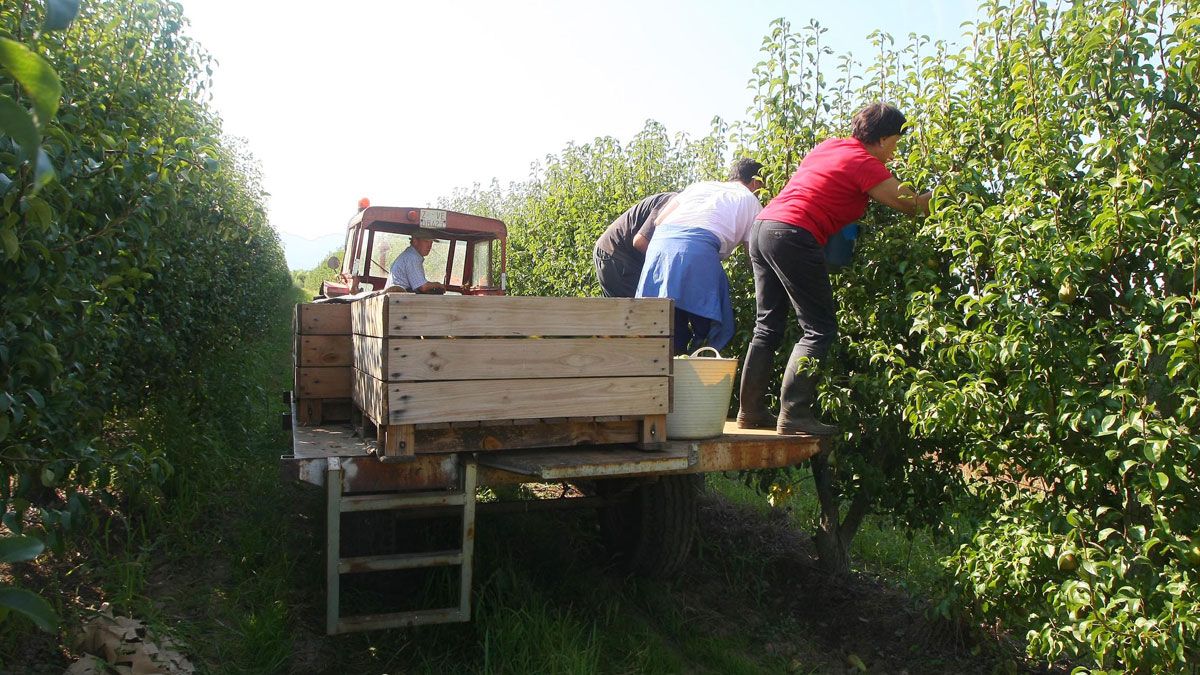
[282,205,827,634]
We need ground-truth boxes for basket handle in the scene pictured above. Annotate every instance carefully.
[689,346,723,358]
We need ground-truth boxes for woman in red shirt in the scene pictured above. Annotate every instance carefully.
[737,103,931,435]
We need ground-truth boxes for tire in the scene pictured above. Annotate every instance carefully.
[596,474,702,578]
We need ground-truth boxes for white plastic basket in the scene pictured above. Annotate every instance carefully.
[667,347,739,440]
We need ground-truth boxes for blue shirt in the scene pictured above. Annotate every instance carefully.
[387,246,428,290]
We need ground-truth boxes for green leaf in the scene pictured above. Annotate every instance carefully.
[0,226,18,261]
[31,148,56,193]
[26,197,52,230]
[0,587,58,632]
[0,535,43,563]
[0,38,62,128]
[0,94,39,162]
[44,0,81,31]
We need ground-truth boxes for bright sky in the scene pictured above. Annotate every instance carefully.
[179,0,979,242]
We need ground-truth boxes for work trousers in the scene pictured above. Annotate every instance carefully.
[747,220,838,360]
[673,309,712,356]
[593,246,640,298]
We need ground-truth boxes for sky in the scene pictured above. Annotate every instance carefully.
[178,0,980,265]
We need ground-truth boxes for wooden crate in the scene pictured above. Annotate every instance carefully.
[295,302,353,335]
[294,303,354,425]
[351,294,672,338]
[351,295,673,460]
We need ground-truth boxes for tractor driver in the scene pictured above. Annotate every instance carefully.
[386,234,445,294]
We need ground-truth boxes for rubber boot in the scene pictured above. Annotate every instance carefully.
[777,345,838,436]
[736,344,776,429]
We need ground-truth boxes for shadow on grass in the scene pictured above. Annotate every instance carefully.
[247,478,1043,675]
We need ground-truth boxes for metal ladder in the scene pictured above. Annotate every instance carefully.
[323,455,478,634]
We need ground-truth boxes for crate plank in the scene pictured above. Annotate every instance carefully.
[297,398,354,426]
[299,335,353,367]
[351,294,387,337]
[296,367,352,398]
[354,334,385,378]
[358,296,671,337]
[353,368,386,423]
[362,376,669,425]
[354,336,670,381]
[415,419,640,453]
[296,303,352,335]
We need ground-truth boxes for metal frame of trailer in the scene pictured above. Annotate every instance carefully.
[281,404,826,635]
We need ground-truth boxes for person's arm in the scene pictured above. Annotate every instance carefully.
[867,177,931,216]
[416,281,445,294]
[631,193,677,253]
[632,232,651,253]
[652,196,680,227]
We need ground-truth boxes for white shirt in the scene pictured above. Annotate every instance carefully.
[657,181,763,258]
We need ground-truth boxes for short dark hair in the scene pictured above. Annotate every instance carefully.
[728,158,763,185]
[851,103,907,145]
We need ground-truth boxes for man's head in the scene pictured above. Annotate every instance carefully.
[728,158,764,193]
[411,235,434,257]
[852,103,907,162]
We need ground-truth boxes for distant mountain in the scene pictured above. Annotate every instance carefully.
[280,232,345,271]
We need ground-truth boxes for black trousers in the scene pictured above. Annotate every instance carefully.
[593,246,640,298]
[673,309,712,356]
[747,220,837,359]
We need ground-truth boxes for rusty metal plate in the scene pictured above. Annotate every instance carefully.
[283,454,459,493]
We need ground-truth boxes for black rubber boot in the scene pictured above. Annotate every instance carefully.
[777,345,838,436]
[736,344,776,429]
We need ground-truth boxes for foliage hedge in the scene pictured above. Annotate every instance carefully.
[0,0,289,608]
[443,1,1200,670]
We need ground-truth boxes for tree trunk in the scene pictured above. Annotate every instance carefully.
[812,505,852,577]
[810,452,870,577]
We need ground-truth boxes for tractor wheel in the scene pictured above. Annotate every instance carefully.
[595,474,702,578]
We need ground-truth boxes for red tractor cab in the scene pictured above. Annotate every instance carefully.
[321,205,507,298]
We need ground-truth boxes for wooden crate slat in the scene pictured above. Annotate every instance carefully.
[351,294,387,337]
[378,377,669,425]
[296,398,354,426]
[354,334,385,378]
[354,336,670,381]
[296,303,352,335]
[354,369,387,424]
[297,367,352,398]
[414,419,640,454]
[299,335,354,367]
[367,296,671,337]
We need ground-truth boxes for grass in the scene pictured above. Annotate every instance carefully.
[8,287,1028,674]
[711,474,951,597]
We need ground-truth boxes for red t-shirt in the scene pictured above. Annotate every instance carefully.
[757,138,893,245]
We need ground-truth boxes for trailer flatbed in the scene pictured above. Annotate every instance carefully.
[282,420,825,491]
[281,414,827,634]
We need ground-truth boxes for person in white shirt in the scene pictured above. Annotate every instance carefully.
[635,159,764,354]
[386,235,445,294]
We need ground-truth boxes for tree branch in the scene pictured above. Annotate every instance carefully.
[810,453,841,523]
[841,487,872,543]
[1164,97,1200,129]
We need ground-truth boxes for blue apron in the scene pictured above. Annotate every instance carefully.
[636,226,735,350]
